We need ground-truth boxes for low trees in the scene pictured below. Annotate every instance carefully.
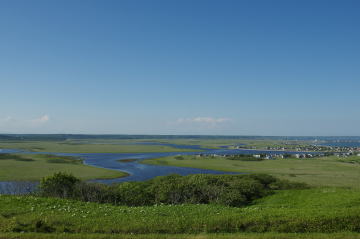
[38,172,307,207]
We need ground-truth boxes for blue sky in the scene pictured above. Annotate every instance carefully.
[0,0,359,135]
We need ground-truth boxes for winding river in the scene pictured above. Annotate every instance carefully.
[0,143,312,194]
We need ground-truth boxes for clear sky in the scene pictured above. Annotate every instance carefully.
[0,0,359,136]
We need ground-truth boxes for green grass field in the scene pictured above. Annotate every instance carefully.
[1,232,360,239]
[1,188,360,235]
[0,154,126,181]
[142,155,360,189]
[0,140,200,153]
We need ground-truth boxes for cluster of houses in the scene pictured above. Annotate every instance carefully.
[333,152,360,157]
[195,150,360,160]
[253,153,315,159]
[292,153,316,158]
[255,151,360,159]
[196,154,227,158]
[233,143,360,159]
[235,145,332,152]
[324,146,360,152]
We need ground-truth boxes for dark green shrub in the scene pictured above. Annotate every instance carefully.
[73,182,116,203]
[39,172,80,198]
[217,189,247,206]
[146,174,271,206]
[227,178,265,202]
[148,174,184,204]
[38,172,309,207]
[116,181,153,206]
[180,174,223,204]
[247,174,277,188]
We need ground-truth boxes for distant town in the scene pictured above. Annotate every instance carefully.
[195,144,360,160]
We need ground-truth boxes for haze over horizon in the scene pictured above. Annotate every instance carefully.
[1,0,359,136]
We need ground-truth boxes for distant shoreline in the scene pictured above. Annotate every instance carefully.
[232,148,316,153]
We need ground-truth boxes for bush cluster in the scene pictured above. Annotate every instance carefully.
[38,172,308,207]
[226,154,265,161]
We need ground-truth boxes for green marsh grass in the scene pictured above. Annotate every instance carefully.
[0,154,126,181]
[0,140,201,153]
[143,155,360,189]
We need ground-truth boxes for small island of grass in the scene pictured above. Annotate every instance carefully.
[0,153,127,181]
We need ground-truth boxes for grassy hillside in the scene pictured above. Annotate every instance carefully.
[1,232,360,239]
[0,154,126,181]
[142,155,360,188]
[1,188,360,234]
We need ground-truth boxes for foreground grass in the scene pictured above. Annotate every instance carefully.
[0,154,126,181]
[142,155,360,189]
[1,188,360,234]
[1,232,360,239]
[0,140,199,153]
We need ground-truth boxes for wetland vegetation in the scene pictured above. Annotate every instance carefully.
[143,154,360,189]
[0,153,126,181]
[0,140,200,154]
[1,135,360,238]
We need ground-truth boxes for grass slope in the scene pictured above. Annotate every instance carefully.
[0,154,126,181]
[1,232,360,239]
[142,155,360,189]
[1,188,360,234]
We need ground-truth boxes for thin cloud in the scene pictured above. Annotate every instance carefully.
[31,115,50,124]
[175,117,231,127]
[0,116,17,127]
[0,116,15,123]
